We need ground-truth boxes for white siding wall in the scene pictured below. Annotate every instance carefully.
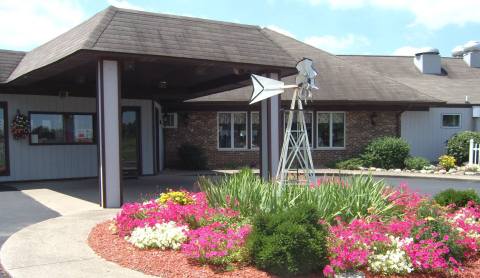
[401,107,473,161]
[0,94,154,181]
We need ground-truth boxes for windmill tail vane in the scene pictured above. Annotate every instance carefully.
[249,58,318,186]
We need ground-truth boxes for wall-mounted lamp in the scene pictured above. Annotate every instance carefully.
[370,112,378,126]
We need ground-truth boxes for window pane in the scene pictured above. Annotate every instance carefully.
[332,113,345,147]
[218,113,231,148]
[73,115,94,143]
[442,114,460,127]
[305,112,313,147]
[233,113,247,148]
[31,114,64,144]
[0,107,6,174]
[317,113,330,147]
[251,112,260,148]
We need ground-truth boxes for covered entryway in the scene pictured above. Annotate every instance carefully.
[0,6,297,208]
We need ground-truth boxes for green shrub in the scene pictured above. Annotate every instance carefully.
[446,131,480,164]
[434,189,480,207]
[177,144,207,170]
[335,157,364,170]
[404,156,430,170]
[247,205,328,276]
[199,169,401,223]
[361,137,410,169]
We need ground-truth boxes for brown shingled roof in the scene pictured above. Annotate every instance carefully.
[188,29,442,105]
[3,6,295,83]
[0,50,25,82]
[340,55,480,104]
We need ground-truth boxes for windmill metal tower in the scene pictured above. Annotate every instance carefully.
[249,58,318,185]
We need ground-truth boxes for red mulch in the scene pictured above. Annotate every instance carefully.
[88,221,480,278]
[88,221,273,278]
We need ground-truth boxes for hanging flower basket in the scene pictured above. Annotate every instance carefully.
[11,110,30,140]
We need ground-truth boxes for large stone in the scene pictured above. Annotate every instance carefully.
[335,270,366,278]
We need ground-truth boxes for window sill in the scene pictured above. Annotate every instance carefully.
[217,148,255,152]
[314,147,346,151]
[29,143,96,146]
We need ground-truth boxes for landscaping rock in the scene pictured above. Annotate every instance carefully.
[375,168,384,172]
[420,170,427,174]
[465,172,476,176]
[439,169,447,174]
[394,169,402,173]
[368,167,376,171]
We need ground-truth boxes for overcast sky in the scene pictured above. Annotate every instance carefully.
[0,0,479,56]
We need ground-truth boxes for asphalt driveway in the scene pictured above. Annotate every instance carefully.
[0,185,59,278]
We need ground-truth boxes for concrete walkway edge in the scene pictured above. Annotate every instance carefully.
[0,209,153,278]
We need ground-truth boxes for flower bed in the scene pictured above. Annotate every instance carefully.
[88,170,480,277]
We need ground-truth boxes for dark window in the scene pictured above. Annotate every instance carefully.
[284,111,313,147]
[442,114,460,128]
[251,112,260,149]
[217,112,247,149]
[0,103,9,175]
[163,113,177,128]
[30,113,95,145]
[317,112,345,148]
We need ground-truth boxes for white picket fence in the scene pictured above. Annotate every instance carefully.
[469,139,480,165]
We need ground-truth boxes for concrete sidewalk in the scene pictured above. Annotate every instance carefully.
[0,209,152,278]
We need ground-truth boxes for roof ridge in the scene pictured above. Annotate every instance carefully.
[87,6,118,48]
[260,28,297,65]
[114,6,261,30]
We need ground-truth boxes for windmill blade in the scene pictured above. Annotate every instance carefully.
[250,74,286,104]
[295,58,318,89]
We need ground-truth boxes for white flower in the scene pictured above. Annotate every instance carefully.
[126,221,188,250]
[368,238,414,275]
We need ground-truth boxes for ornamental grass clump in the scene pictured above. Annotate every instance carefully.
[200,169,401,223]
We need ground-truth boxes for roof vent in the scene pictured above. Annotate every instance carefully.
[463,41,480,68]
[413,47,441,74]
[452,45,465,57]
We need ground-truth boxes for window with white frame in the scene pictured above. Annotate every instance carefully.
[317,112,345,148]
[284,111,313,147]
[251,112,260,149]
[163,113,177,128]
[441,114,461,128]
[218,112,247,149]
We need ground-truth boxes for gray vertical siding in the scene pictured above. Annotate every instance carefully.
[0,94,154,181]
[401,107,473,161]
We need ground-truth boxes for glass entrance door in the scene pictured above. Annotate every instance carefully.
[122,107,141,177]
[0,103,9,176]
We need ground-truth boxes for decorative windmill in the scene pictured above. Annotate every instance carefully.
[250,58,318,185]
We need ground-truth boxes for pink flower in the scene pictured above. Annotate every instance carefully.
[323,265,334,277]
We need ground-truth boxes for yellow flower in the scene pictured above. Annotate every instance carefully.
[424,216,435,222]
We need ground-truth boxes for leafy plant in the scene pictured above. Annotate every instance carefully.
[412,201,466,262]
[247,205,328,276]
[177,143,207,170]
[434,189,480,207]
[335,157,364,170]
[361,137,410,169]
[404,156,430,170]
[446,131,480,164]
[438,155,456,170]
[199,169,401,223]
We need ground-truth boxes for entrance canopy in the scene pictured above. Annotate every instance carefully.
[0,6,297,101]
